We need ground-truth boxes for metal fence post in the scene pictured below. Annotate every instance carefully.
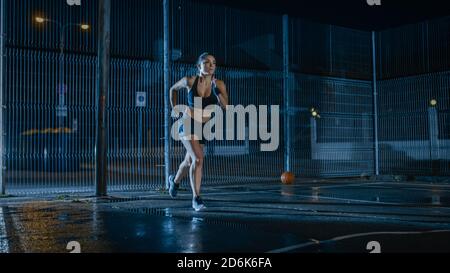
[96,0,111,196]
[0,0,5,195]
[164,0,171,189]
[372,31,379,176]
[428,106,439,175]
[283,14,291,173]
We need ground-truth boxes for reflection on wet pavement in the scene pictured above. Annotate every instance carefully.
[0,202,308,253]
[0,203,113,253]
[1,180,450,253]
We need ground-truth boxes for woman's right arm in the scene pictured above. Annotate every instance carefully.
[170,77,189,109]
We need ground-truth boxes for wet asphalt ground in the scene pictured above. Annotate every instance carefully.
[1,178,450,253]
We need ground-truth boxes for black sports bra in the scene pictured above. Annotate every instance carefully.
[187,76,219,109]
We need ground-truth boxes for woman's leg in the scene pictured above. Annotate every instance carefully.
[174,152,192,184]
[181,138,204,198]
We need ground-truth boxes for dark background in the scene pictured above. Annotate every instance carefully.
[198,0,450,30]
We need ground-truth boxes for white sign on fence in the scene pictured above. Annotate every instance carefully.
[136,92,147,108]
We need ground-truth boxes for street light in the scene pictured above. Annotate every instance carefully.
[310,107,321,119]
[430,99,437,107]
[32,15,90,170]
[35,17,45,23]
[33,16,90,53]
[32,16,90,120]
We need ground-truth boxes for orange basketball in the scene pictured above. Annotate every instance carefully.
[281,172,295,184]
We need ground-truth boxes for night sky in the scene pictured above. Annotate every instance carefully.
[197,0,450,30]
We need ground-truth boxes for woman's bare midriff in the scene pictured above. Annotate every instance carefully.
[184,107,212,123]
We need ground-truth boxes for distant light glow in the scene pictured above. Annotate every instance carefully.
[35,17,45,23]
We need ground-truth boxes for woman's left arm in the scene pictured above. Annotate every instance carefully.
[215,80,229,109]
